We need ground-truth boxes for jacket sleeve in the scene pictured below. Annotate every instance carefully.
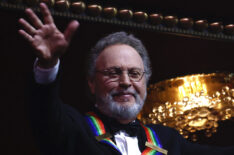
[26,72,87,155]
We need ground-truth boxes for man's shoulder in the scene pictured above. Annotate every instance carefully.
[145,123,179,136]
[145,123,172,130]
[144,123,185,147]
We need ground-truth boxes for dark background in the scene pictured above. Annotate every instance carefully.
[2,0,234,154]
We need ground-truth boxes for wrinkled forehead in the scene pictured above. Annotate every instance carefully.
[95,44,144,70]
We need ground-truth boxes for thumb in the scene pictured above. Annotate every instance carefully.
[64,20,79,43]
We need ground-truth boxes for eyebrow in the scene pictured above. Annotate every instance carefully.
[103,66,143,70]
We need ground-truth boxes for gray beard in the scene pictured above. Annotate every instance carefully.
[95,89,146,120]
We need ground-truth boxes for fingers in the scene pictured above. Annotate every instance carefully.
[25,8,43,29]
[64,20,79,43]
[40,3,54,24]
[18,29,33,42]
[18,18,36,36]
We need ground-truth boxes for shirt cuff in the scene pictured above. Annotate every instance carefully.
[33,58,60,84]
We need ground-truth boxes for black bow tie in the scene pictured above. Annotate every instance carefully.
[109,120,141,137]
[93,108,141,137]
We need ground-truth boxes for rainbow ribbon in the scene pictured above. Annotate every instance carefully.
[141,125,163,155]
[85,112,121,153]
[85,112,165,155]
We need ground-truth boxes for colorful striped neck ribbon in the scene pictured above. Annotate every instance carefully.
[85,112,121,153]
[141,125,165,155]
[85,112,166,155]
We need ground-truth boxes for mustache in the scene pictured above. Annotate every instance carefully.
[109,89,138,98]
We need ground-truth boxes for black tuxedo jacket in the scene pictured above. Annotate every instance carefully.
[27,76,234,155]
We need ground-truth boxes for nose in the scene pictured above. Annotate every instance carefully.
[119,72,132,89]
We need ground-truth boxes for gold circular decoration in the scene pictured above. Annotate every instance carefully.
[103,7,118,18]
[209,22,223,33]
[71,1,86,14]
[87,4,102,16]
[194,20,208,31]
[164,16,178,27]
[179,18,194,29]
[118,9,133,21]
[149,13,163,25]
[55,0,70,11]
[224,24,234,35]
[133,11,148,23]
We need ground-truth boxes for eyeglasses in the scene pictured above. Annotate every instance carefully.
[96,67,145,82]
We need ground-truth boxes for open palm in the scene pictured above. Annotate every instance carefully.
[19,3,79,68]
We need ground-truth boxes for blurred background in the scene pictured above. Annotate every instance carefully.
[1,0,233,154]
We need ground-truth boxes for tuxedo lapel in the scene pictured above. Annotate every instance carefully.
[85,112,122,154]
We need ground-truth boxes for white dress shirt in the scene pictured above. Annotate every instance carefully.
[33,59,141,155]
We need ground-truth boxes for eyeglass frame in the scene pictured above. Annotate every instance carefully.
[95,66,146,82]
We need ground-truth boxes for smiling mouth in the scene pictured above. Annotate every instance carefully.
[112,92,135,102]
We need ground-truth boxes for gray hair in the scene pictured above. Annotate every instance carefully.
[87,31,152,83]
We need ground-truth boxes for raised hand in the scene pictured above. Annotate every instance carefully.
[18,3,79,68]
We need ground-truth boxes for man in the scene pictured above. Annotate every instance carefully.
[19,3,234,155]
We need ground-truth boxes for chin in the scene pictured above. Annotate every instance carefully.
[96,91,146,120]
[115,100,135,106]
[100,99,144,120]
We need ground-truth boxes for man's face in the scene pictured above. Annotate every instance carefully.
[88,44,147,121]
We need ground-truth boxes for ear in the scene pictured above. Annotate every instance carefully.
[88,77,95,94]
